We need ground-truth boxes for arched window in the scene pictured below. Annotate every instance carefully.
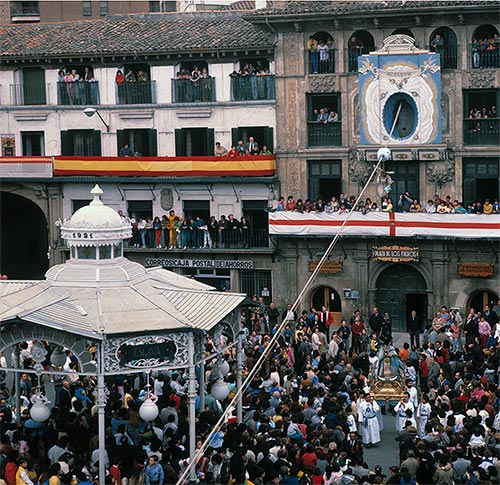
[306,31,335,74]
[347,30,375,72]
[391,28,415,39]
[429,27,458,69]
[471,24,499,69]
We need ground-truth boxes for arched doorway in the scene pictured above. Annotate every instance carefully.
[308,31,335,74]
[467,290,499,313]
[471,25,499,69]
[376,264,427,331]
[391,28,415,39]
[347,30,375,72]
[0,192,49,279]
[310,285,342,327]
[429,27,458,69]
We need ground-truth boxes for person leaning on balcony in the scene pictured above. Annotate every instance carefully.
[382,197,393,212]
[306,35,319,73]
[137,70,148,82]
[430,33,444,57]
[119,144,134,157]
[259,145,272,155]
[214,142,228,157]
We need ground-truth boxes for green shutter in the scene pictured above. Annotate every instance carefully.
[116,130,124,156]
[148,129,158,156]
[175,129,186,156]
[231,128,240,148]
[264,127,274,152]
[206,129,215,156]
[60,131,72,155]
[93,130,102,156]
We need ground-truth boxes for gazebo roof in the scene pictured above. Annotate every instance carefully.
[0,187,246,339]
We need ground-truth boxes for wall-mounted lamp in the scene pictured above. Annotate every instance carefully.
[83,107,110,132]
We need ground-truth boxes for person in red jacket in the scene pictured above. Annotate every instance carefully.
[4,450,19,485]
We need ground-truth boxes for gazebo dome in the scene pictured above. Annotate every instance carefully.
[60,185,131,248]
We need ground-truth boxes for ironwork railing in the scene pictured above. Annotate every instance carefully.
[470,43,500,69]
[347,46,371,72]
[10,7,40,17]
[230,75,275,101]
[115,80,156,104]
[57,81,100,105]
[10,83,48,105]
[171,78,216,103]
[463,118,499,145]
[306,49,335,74]
[307,121,342,147]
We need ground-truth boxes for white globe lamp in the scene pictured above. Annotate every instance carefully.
[210,378,230,401]
[50,347,67,368]
[219,359,230,377]
[139,396,159,422]
[30,393,51,422]
[377,147,391,162]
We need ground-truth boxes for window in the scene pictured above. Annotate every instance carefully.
[78,246,96,260]
[172,62,215,103]
[463,158,499,205]
[99,245,112,259]
[21,131,44,156]
[308,161,342,202]
[57,65,99,105]
[231,127,274,153]
[116,129,157,157]
[149,1,160,12]
[241,270,272,305]
[385,161,420,208]
[82,0,92,16]
[181,268,230,291]
[11,67,46,106]
[429,27,458,69]
[175,128,214,156]
[183,200,210,222]
[61,130,101,156]
[471,24,499,69]
[230,59,274,101]
[306,31,335,74]
[127,200,153,221]
[72,200,91,213]
[99,0,108,16]
[463,89,499,146]
[347,30,375,72]
[116,64,155,105]
[242,200,269,247]
[307,94,342,147]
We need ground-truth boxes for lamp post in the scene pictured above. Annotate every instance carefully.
[50,346,67,368]
[83,107,110,132]
[139,373,159,423]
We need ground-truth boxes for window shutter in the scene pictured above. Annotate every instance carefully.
[264,127,274,152]
[92,130,102,156]
[116,130,124,156]
[175,129,186,156]
[231,128,240,148]
[148,129,158,156]
[60,130,72,155]
[206,129,215,156]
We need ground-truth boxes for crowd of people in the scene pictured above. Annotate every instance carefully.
[274,192,500,215]
[0,296,499,485]
[123,210,252,250]
[466,105,498,135]
[471,34,500,69]
[115,68,152,104]
[310,108,339,124]
[174,67,213,103]
[306,37,334,74]
[57,67,99,105]
[214,137,272,157]
[229,62,275,101]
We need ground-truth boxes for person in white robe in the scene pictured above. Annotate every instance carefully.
[417,395,432,437]
[394,392,414,431]
[357,394,381,447]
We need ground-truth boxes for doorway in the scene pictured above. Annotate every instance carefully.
[310,286,342,328]
[467,290,499,313]
[376,264,427,331]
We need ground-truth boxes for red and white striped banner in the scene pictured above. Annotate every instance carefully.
[268,212,500,239]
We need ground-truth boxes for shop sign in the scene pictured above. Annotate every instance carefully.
[309,261,343,274]
[146,258,254,269]
[458,263,494,278]
[372,245,419,262]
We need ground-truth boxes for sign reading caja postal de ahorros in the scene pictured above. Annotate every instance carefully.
[371,245,419,263]
[146,258,254,269]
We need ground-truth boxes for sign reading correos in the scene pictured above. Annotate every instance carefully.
[146,258,254,269]
[372,245,419,262]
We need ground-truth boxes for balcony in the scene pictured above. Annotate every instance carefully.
[57,81,100,105]
[470,43,499,69]
[307,121,342,147]
[306,49,335,74]
[464,118,499,145]
[230,74,275,101]
[115,81,156,105]
[172,78,215,103]
[10,6,40,22]
[10,83,48,105]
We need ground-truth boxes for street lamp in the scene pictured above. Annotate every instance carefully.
[210,378,230,401]
[30,391,51,422]
[50,346,67,368]
[83,107,110,132]
[139,373,159,422]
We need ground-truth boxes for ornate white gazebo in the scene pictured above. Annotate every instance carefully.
[0,185,246,483]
